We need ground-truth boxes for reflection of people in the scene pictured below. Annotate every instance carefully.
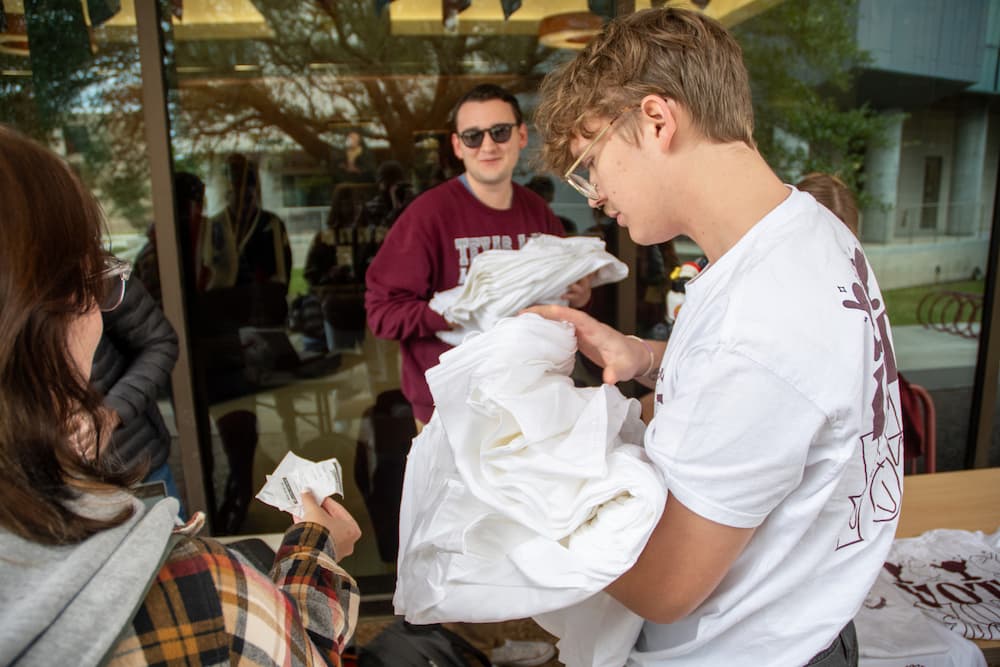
[90,273,183,512]
[200,154,293,534]
[305,184,360,288]
[304,183,370,354]
[202,153,292,293]
[0,124,361,666]
[355,161,413,279]
[530,8,900,665]
[336,130,376,183]
[357,161,412,249]
[525,174,576,234]
[133,171,208,304]
[413,134,451,192]
[365,83,588,667]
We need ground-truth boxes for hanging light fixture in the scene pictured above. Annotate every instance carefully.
[538,11,603,50]
[500,0,521,20]
[442,0,470,32]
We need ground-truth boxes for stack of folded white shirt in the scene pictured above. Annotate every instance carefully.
[430,234,628,346]
[394,313,665,667]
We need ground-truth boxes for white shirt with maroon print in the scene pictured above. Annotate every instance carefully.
[632,188,903,666]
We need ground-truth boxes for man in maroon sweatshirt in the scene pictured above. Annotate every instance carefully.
[365,83,591,428]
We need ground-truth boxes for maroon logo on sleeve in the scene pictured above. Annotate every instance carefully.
[837,248,903,550]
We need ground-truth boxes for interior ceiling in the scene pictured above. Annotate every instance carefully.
[0,0,272,40]
[3,0,782,43]
[102,0,275,40]
[1,0,783,64]
[389,0,785,34]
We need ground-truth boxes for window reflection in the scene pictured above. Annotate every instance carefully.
[163,0,580,579]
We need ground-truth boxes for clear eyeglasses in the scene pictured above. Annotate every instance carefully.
[98,257,132,312]
[564,108,636,200]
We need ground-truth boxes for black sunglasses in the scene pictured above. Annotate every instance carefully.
[457,122,517,149]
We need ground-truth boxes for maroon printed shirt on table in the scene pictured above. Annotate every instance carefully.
[365,177,564,423]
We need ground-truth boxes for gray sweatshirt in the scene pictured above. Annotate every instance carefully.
[0,493,178,666]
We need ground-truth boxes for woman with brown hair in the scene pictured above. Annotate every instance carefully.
[0,124,361,666]
[796,172,859,237]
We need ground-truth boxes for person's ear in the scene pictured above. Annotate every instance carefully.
[451,132,464,159]
[517,122,529,149]
[639,94,678,152]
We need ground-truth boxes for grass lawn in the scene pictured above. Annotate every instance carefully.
[882,279,984,327]
[289,267,308,298]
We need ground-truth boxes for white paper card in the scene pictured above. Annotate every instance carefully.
[255,451,344,516]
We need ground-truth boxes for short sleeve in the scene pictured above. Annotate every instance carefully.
[646,344,829,528]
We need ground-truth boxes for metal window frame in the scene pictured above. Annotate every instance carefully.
[135,0,210,516]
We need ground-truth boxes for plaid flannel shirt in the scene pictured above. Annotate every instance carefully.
[108,522,359,666]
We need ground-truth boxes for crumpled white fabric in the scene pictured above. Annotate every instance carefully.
[394,313,666,667]
[430,234,628,346]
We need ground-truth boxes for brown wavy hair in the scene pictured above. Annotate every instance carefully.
[0,125,139,544]
[796,172,859,237]
[535,7,755,175]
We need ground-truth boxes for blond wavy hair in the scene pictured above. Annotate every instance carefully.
[535,7,755,174]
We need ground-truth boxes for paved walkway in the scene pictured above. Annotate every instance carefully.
[893,325,980,390]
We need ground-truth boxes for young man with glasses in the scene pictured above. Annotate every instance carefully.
[528,8,901,666]
[365,83,590,667]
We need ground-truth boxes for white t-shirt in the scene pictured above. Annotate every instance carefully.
[633,188,904,666]
[854,529,995,667]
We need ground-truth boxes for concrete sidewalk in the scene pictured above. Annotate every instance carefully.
[893,324,979,389]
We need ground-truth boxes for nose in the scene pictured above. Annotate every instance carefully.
[587,175,605,209]
[478,132,500,151]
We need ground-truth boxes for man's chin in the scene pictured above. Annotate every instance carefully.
[468,171,513,188]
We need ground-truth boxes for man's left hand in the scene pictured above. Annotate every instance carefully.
[563,272,594,309]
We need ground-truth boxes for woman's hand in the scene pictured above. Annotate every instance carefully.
[523,305,650,385]
[295,491,362,560]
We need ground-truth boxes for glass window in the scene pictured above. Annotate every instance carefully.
[1,1,183,505]
[159,0,1000,581]
[2,3,153,258]
[730,0,995,472]
[159,0,587,585]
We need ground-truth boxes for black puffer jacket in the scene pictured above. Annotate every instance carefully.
[90,275,179,470]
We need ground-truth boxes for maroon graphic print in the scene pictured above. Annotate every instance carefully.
[837,247,903,550]
[883,550,1000,639]
[454,233,530,283]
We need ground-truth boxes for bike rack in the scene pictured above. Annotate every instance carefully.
[915,291,982,339]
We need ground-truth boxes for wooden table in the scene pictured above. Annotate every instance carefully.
[895,468,1000,664]
[897,468,1000,538]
